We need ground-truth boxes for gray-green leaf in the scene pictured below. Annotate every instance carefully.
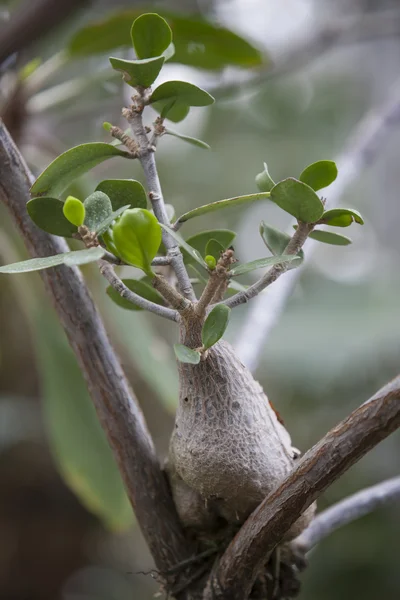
[229,254,299,277]
[176,192,270,225]
[131,13,172,59]
[322,208,364,227]
[106,278,165,311]
[27,197,78,238]
[0,247,105,273]
[109,55,165,88]
[299,160,338,191]
[201,304,230,349]
[150,81,214,107]
[84,191,112,232]
[184,230,236,265]
[270,178,324,223]
[309,229,352,245]
[259,221,304,265]
[255,162,275,192]
[95,179,147,211]
[174,344,200,364]
[165,128,210,149]
[159,224,208,268]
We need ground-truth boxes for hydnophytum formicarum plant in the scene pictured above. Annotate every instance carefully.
[0,12,367,600]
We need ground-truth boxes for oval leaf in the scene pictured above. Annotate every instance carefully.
[27,197,78,237]
[84,191,112,232]
[174,344,200,364]
[299,160,338,191]
[165,128,210,149]
[0,247,105,274]
[322,208,364,227]
[109,55,164,88]
[106,278,165,311]
[30,143,131,198]
[202,304,231,349]
[150,81,214,107]
[95,179,147,211]
[96,205,130,237]
[68,10,263,70]
[259,221,304,264]
[159,224,208,268]
[152,99,190,122]
[131,13,172,59]
[113,208,162,274]
[205,239,225,261]
[270,178,324,223]
[309,230,352,246]
[184,230,236,265]
[229,254,299,277]
[63,196,85,227]
[255,162,275,192]
[176,192,270,225]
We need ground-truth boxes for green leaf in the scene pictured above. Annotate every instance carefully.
[159,224,208,268]
[176,192,270,225]
[131,13,172,59]
[96,205,130,237]
[31,143,131,198]
[299,160,338,191]
[174,344,200,364]
[35,309,132,531]
[109,55,165,88]
[201,304,230,349]
[67,10,264,70]
[95,179,147,211]
[83,191,112,232]
[0,247,105,273]
[63,195,85,227]
[165,128,210,149]
[150,81,214,107]
[309,229,352,246]
[255,162,275,192]
[322,208,364,227]
[259,221,304,264]
[152,99,190,123]
[205,255,216,270]
[205,238,225,261]
[184,229,236,265]
[27,197,78,237]
[113,208,162,274]
[106,278,165,311]
[270,178,324,223]
[229,254,300,277]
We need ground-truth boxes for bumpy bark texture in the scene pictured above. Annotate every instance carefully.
[167,318,314,543]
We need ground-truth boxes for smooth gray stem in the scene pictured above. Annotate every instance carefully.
[294,475,400,553]
[99,261,179,321]
[0,122,191,585]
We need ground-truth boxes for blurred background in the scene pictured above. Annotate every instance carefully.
[1,0,400,598]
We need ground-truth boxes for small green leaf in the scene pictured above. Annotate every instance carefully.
[299,160,338,191]
[259,221,304,264]
[270,178,324,223]
[150,81,214,107]
[96,205,130,236]
[27,197,78,237]
[176,193,270,225]
[184,230,236,265]
[322,208,364,227]
[256,162,275,192]
[113,208,162,275]
[63,195,85,227]
[131,13,172,59]
[229,255,299,277]
[31,143,131,198]
[309,230,352,246]
[205,255,216,270]
[84,191,112,232]
[109,55,165,88]
[0,247,105,274]
[95,179,147,211]
[106,278,165,311]
[165,128,210,149]
[159,224,208,268]
[153,99,190,122]
[174,344,200,364]
[205,239,225,261]
[202,304,231,349]
[103,121,113,131]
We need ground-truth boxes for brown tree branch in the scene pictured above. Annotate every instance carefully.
[293,475,400,554]
[207,375,400,599]
[0,122,193,587]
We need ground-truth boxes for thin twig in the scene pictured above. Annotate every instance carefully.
[123,103,196,302]
[234,78,400,371]
[207,375,400,599]
[221,222,312,310]
[99,261,179,321]
[293,475,400,554]
[0,122,193,587]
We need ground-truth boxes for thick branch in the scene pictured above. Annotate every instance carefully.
[222,222,312,310]
[294,475,400,554]
[123,105,196,302]
[208,376,400,599]
[99,261,179,321]
[235,78,400,371]
[0,123,192,585]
